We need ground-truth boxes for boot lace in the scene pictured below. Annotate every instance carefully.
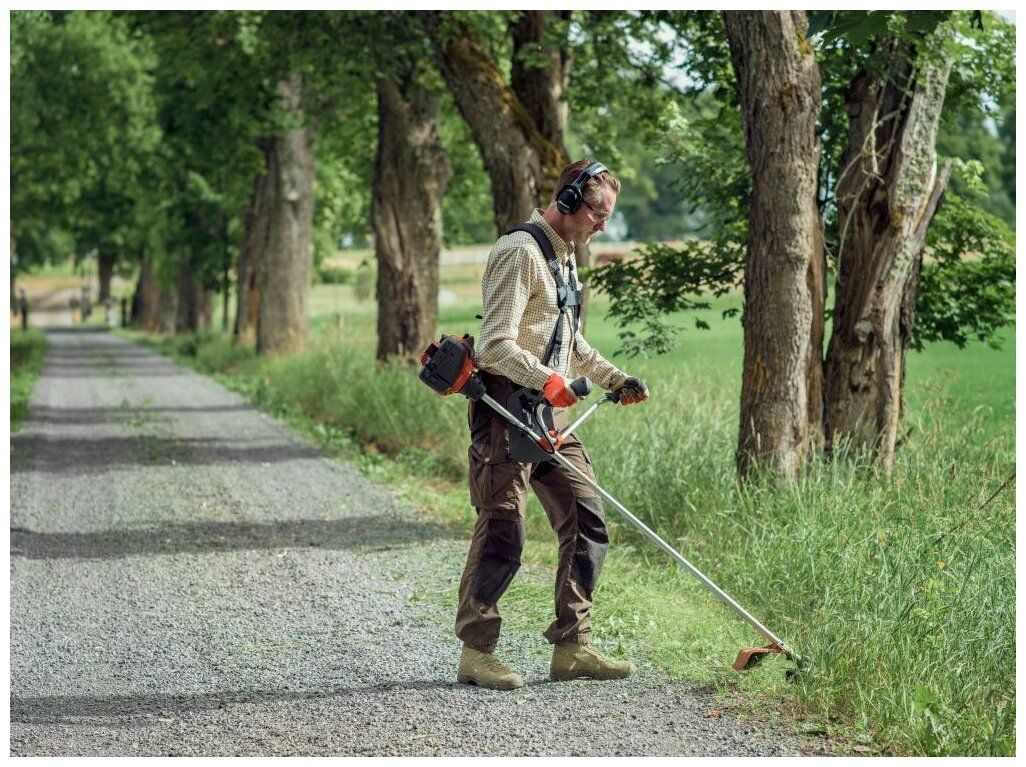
[481,653,511,673]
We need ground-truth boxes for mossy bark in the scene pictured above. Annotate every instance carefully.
[256,74,315,357]
[724,10,823,480]
[372,76,451,361]
[823,38,953,472]
[424,11,564,235]
[132,254,161,332]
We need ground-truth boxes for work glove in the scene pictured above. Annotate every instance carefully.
[616,376,649,406]
[543,372,579,408]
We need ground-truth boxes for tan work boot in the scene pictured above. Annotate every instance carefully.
[550,642,633,682]
[457,645,525,690]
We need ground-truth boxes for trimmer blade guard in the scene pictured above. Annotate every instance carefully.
[732,643,784,671]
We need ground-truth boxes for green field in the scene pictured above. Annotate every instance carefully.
[117,253,1014,756]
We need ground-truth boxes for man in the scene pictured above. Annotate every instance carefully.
[456,159,649,690]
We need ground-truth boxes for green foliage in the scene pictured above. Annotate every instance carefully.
[587,93,749,357]
[914,163,1016,350]
[316,264,353,285]
[807,11,958,45]
[936,107,1016,229]
[566,11,694,167]
[588,239,743,357]
[314,132,375,261]
[439,93,495,245]
[657,97,748,231]
[11,11,161,267]
[353,261,376,302]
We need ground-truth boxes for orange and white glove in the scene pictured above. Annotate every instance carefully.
[616,376,649,406]
[542,372,578,408]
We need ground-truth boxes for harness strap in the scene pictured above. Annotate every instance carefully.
[506,223,581,368]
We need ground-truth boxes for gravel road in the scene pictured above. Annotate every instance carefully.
[10,328,802,756]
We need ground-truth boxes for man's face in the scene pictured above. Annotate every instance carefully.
[572,188,617,246]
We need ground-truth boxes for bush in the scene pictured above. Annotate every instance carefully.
[354,261,375,302]
[317,265,353,285]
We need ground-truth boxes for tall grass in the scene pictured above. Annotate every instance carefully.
[132,296,1014,756]
[10,327,47,431]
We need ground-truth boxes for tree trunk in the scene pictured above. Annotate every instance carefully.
[198,290,213,330]
[175,252,196,333]
[10,235,16,315]
[220,216,230,334]
[423,11,564,234]
[823,39,953,472]
[807,221,826,448]
[132,254,161,332]
[724,11,823,480]
[373,77,451,362]
[156,277,178,335]
[510,10,571,176]
[256,74,316,356]
[235,140,272,345]
[174,251,211,334]
[98,248,115,303]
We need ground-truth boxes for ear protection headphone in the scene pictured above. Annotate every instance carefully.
[555,161,608,215]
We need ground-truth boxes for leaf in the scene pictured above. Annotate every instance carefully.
[913,684,940,711]
[807,11,837,39]
[904,11,952,37]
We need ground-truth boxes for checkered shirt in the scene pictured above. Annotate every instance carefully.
[475,209,627,392]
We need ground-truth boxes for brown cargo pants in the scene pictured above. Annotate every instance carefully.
[455,372,609,653]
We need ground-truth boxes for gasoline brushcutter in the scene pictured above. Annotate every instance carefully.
[419,334,807,678]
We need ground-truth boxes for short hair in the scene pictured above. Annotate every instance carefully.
[554,158,621,208]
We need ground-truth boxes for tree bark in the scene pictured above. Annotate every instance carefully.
[173,251,213,333]
[10,235,16,316]
[132,253,161,332]
[256,74,316,356]
[510,10,571,172]
[423,11,565,234]
[235,139,272,345]
[156,277,178,335]
[724,11,823,480]
[175,252,198,333]
[823,39,953,472]
[98,248,115,303]
[807,221,826,448]
[372,77,451,362]
[220,215,231,333]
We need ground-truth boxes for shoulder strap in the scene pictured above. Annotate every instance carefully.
[507,224,564,291]
[505,224,579,368]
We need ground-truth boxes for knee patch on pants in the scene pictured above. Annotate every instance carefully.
[570,497,608,593]
[473,516,526,604]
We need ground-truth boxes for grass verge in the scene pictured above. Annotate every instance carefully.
[10,327,47,432]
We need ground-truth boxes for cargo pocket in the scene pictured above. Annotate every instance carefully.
[468,443,524,512]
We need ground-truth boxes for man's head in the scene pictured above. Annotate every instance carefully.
[549,159,620,247]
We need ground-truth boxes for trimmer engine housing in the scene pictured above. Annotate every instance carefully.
[419,334,485,401]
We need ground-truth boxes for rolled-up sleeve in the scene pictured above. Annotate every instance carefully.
[572,331,626,390]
